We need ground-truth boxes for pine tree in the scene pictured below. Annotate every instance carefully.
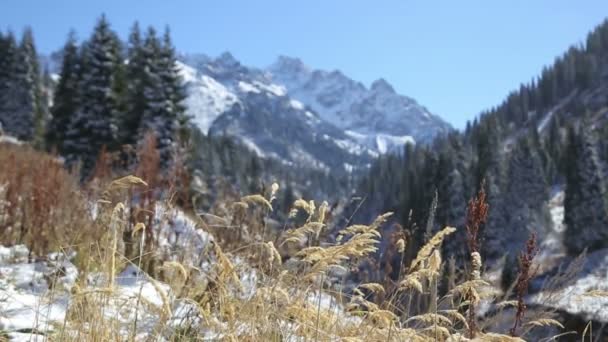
[121,22,146,146]
[564,124,608,254]
[160,27,188,144]
[36,66,53,149]
[136,26,187,167]
[47,30,81,152]
[64,15,121,170]
[0,31,19,133]
[489,138,549,259]
[21,28,44,142]
[0,28,43,141]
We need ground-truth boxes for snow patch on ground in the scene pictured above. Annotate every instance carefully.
[531,248,608,323]
[0,204,217,339]
[537,187,566,263]
[0,135,22,145]
[530,186,608,323]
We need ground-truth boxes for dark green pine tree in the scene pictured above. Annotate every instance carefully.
[121,22,147,146]
[160,27,189,145]
[47,30,81,153]
[37,65,53,149]
[0,31,20,133]
[0,28,43,141]
[488,137,549,259]
[64,15,122,170]
[564,124,608,254]
[21,28,44,144]
[137,26,187,167]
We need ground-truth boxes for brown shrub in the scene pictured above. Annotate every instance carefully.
[0,142,97,257]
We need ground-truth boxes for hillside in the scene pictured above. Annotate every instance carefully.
[344,18,608,337]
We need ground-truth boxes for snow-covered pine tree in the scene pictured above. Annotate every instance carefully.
[500,137,550,256]
[47,30,81,153]
[564,123,608,254]
[0,31,19,134]
[160,27,188,144]
[121,22,146,146]
[64,16,122,171]
[0,28,43,141]
[136,26,187,167]
[137,27,172,164]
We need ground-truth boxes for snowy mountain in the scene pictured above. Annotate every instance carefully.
[178,52,451,172]
[267,56,452,145]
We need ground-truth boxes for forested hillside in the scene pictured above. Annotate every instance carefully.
[0,16,350,214]
[350,18,608,265]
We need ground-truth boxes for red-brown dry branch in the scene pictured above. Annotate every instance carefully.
[465,181,489,255]
[510,232,539,337]
[465,181,489,339]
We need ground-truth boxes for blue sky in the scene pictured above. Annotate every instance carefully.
[2,1,607,128]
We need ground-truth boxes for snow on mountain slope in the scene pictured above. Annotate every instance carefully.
[345,130,414,154]
[178,52,451,171]
[178,61,239,134]
[267,56,452,146]
[210,86,377,172]
[178,53,379,172]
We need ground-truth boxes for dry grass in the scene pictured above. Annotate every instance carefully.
[0,142,596,341]
[0,142,99,259]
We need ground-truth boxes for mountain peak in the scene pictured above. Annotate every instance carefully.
[270,55,310,74]
[370,78,395,94]
[216,51,240,67]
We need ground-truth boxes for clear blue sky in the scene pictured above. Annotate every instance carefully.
[2,1,607,128]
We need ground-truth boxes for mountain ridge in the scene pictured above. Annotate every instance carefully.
[178,52,452,172]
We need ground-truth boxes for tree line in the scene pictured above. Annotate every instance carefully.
[0,15,187,172]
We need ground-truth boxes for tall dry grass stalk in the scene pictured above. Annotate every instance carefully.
[0,142,589,341]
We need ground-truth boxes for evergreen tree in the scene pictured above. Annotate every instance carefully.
[136,26,187,167]
[36,66,53,149]
[121,22,146,146]
[0,31,20,133]
[487,138,549,259]
[160,27,188,145]
[564,124,608,254]
[0,28,43,141]
[64,15,122,170]
[47,30,81,152]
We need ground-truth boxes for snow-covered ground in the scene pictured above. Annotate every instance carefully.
[0,204,217,341]
[0,135,22,145]
[0,202,359,340]
[537,187,566,265]
[529,186,608,324]
[531,248,608,323]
